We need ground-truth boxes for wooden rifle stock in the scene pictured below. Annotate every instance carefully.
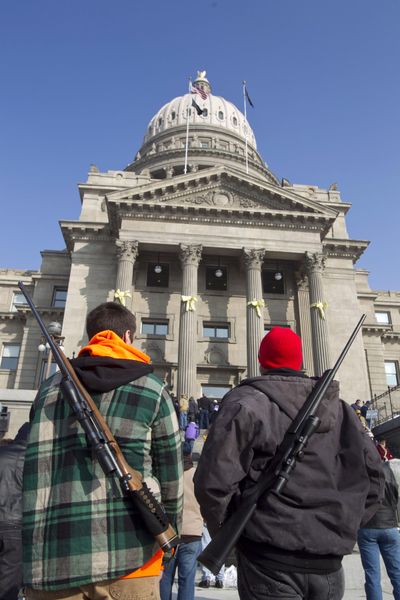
[18,281,179,551]
[198,314,366,574]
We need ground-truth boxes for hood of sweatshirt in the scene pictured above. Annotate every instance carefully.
[242,371,340,433]
[70,356,153,393]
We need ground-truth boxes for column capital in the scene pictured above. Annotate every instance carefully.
[179,244,202,267]
[304,251,326,274]
[116,240,139,262]
[242,248,265,270]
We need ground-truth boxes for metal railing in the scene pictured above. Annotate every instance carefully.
[369,384,400,427]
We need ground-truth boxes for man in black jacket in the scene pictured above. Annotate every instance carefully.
[0,422,29,600]
[194,327,384,600]
[358,461,400,599]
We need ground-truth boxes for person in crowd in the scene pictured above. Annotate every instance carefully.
[360,400,370,420]
[22,301,183,600]
[170,392,179,419]
[351,399,362,411]
[358,459,400,599]
[376,438,394,461]
[194,326,384,600]
[197,395,211,430]
[184,420,199,453]
[160,441,203,600]
[179,393,189,431]
[0,423,29,600]
[188,396,198,423]
[209,399,220,426]
[198,524,225,589]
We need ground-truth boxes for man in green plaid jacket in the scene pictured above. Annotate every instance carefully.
[22,302,183,600]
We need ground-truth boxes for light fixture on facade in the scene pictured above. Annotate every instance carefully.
[274,271,283,281]
[215,257,223,278]
[154,254,162,274]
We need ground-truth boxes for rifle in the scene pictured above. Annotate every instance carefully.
[198,314,366,574]
[18,281,179,552]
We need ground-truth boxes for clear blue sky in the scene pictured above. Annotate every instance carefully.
[1,0,399,290]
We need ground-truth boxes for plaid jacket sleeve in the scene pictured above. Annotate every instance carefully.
[151,387,183,533]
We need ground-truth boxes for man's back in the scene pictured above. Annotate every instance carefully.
[23,363,182,591]
[194,373,383,558]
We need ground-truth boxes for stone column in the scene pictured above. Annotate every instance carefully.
[115,240,139,310]
[177,244,202,400]
[305,252,331,376]
[243,248,265,378]
[295,271,314,376]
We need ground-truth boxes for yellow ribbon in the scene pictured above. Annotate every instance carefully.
[114,289,132,306]
[311,301,328,320]
[247,299,265,318]
[181,295,198,312]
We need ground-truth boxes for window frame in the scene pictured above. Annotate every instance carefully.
[375,311,391,325]
[146,263,170,288]
[10,291,26,312]
[0,343,21,370]
[262,270,285,295]
[141,319,169,338]
[205,265,228,291]
[385,361,399,387]
[52,287,68,308]
[202,322,230,340]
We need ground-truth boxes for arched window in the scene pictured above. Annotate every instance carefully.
[218,110,224,120]
[171,111,176,120]
[158,118,162,127]
[233,116,238,126]
[202,108,208,117]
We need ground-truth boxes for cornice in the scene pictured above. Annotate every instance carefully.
[383,330,400,341]
[18,307,65,318]
[323,238,369,263]
[357,291,379,300]
[60,221,112,251]
[362,323,391,336]
[0,311,25,322]
[107,202,333,238]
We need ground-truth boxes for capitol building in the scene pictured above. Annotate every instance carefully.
[1,71,399,436]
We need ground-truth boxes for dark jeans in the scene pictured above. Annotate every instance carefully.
[0,525,22,600]
[358,527,400,600]
[198,409,209,430]
[160,540,202,600]
[237,550,344,600]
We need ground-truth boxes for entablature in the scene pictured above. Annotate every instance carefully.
[323,238,369,263]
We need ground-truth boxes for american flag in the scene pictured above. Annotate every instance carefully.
[191,83,208,100]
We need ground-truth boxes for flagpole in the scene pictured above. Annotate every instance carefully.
[184,78,192,175]
[243,81,249,175]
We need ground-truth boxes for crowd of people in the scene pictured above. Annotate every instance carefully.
[0,300,399,600]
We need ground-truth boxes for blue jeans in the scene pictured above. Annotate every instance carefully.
[358,527,400,600]
[179,411,188,431]
[160,540,201,600]
[200,526,225,583]
[198,409,209,430]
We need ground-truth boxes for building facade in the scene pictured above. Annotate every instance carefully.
[1,72,399,437]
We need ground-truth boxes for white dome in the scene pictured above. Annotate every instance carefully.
[144,93,257,149]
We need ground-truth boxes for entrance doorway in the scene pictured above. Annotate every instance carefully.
[201,384,231,400]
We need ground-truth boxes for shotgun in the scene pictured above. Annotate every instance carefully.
[18,281,179,552]
[198,314,366,574]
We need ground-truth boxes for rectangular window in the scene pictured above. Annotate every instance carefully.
[375,311,391,325]
[203,323,229,339]
[385,361,399,387]
[10,291,26,312]
[52,288,67,308]
[146,263,169,287]
[0,344,20,370]
[264,323,290,333]
[141,320,169,336]
[262,270,285,294]
[206,266,227,291]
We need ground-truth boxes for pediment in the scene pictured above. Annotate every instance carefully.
[106,167,337,220]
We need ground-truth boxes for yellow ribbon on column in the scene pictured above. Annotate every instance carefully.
[310,301,328,320]
[181,295,198,312]
[247,299,265,318]
[114,289,132,306]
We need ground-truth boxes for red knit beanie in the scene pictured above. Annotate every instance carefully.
[258,327,303,371]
